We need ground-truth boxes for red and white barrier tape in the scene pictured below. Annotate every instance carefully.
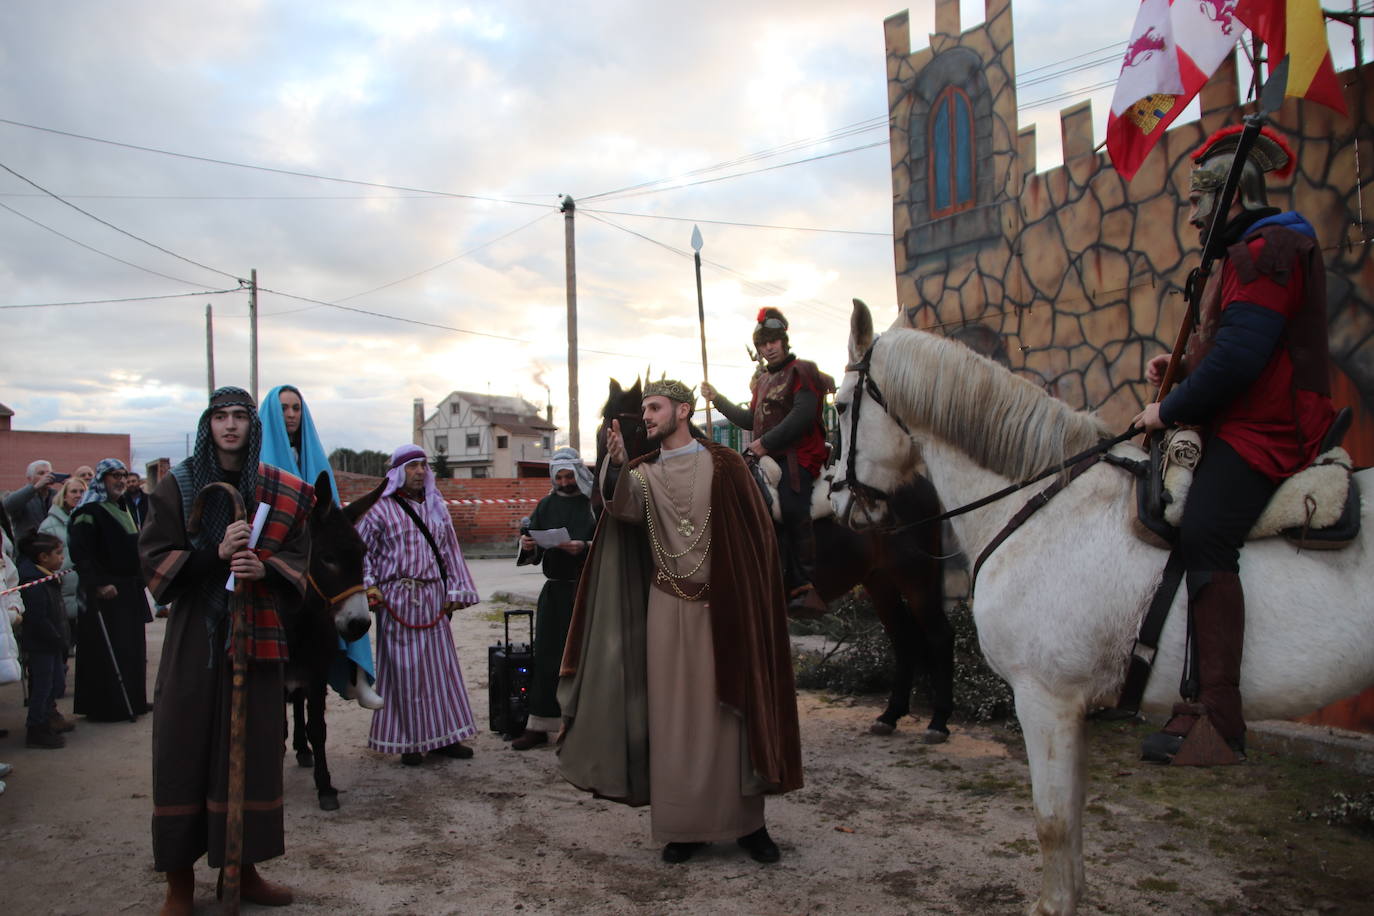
[342,497,541,507]
[0,568,72,597]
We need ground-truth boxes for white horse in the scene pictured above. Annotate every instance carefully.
[831,300,1374,916]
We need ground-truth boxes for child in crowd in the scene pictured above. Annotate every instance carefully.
[17,532,74,749]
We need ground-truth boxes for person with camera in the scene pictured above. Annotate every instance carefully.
[4,458,58,541]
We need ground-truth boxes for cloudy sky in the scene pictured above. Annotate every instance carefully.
[1,1,1363,470]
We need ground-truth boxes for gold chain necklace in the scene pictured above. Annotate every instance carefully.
[658,446,700,537]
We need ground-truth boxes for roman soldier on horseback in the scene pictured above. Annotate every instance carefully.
[701,308,834,616]
[1133,123,1336,764]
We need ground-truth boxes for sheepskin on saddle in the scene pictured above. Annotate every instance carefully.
[752,455,833,523]
[1135,428,1361,550]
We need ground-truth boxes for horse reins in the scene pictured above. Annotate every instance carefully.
[833,333,1140,534]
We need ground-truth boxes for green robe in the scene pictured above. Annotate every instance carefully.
[520,490,596,722]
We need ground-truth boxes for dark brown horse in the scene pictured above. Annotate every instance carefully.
[595,378,953,739]
[285,472,380,810]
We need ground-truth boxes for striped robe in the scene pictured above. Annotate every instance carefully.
[358,495,479,754]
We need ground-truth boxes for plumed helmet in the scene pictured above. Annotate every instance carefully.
[752,307,790,349]
[1189,124,1295,211]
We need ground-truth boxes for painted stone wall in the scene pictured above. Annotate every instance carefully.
[886,0,1374,462]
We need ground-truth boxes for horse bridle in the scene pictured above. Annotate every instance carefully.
[830,335,910,509]
[307,574,366,610]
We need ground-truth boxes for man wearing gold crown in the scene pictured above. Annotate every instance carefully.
[701,308,834,616]
[1133,125,1335,765]
[556,378,802,865]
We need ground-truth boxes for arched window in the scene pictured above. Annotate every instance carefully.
[928,85,976,218]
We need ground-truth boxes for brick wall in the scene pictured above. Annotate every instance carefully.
[336,472,550,554]
[0,430,132,492]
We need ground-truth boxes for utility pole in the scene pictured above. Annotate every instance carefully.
[561,195,580,453]
[248,268,259,404]
[206,303,216,397]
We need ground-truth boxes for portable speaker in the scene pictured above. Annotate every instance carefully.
[488,609,534,737]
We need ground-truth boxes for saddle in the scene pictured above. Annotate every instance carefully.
[1130,407,1361,551]
[749,454,833,524]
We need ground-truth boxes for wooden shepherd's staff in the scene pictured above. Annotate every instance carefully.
[189,481,249,915]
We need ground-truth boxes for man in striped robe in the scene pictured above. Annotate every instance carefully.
[140,387,312,915]
[358,444,480,766]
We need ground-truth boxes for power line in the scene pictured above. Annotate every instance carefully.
[1017,78,1119,111]
[580,211,850,322]
[581,115,888,202]
[0,289,238,310]
[336,210,555,303]
[0,199,225,289]
[1017,40,1127,78]
[0,116,558,210]
[579,207,889,237]
[593,141,889,204]
[252,284,752,369]
[0,159,241,282]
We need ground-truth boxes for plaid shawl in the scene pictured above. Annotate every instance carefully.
[241,464,314,660]
[144,463,313,662]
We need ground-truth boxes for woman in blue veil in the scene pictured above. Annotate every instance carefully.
[260,385,381,708]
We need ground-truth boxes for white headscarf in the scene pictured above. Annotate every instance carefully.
[548,447,594,499]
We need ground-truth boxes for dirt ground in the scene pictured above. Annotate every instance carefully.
[3,560,1373,915]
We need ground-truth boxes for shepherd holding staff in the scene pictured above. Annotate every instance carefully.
[141,387,314,914]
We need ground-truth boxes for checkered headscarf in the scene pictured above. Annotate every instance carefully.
[79,457,128,507]
[173,387,262,551]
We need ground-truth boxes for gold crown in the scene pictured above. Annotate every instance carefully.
[643,378,695,406]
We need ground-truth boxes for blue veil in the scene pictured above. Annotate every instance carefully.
[259,385,374,691]
[260,384,338,504]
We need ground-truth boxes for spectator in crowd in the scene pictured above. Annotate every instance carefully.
[124,472,151,529]
[4,459,57,541]
[74,466,95,485]
[16,532,73,748]
[69,458,149,721]
[1,504,24,755]
[39,476,86,644]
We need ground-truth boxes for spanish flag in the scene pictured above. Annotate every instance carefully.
[1235,0,1348,115]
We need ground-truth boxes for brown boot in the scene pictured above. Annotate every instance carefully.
[159,867,194,916]
[49,712,76,733]
[1191,571,1246,750]
[242,863,294,906]
[1141,571,1246,766]
[511,730,548,750]
[25,724,65,749]
[786,585,829,619]
[218,863,294,907]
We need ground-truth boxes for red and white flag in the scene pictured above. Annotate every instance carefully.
[1107,0,1244,181]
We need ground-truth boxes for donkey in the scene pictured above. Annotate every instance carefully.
[832,299,1374,915]
[284,472,381,811]
[596,377,953,739]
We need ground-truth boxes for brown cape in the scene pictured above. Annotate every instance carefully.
[557,438,803,806]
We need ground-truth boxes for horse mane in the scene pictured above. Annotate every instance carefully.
[876,329,1111,481]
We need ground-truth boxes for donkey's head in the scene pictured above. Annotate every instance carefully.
[308,471,372,643]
